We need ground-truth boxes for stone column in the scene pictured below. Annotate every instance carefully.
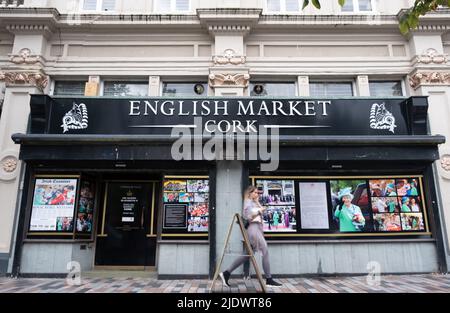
[408,31,450,271]
[198,8,261,275]
[0,22,50,274]
[0,77,47,273]
[356,75,370,96]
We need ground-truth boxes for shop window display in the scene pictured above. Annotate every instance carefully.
[162,178,209,234]
[251,176,430,237]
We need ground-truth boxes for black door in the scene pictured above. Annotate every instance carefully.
[95,182,157,266]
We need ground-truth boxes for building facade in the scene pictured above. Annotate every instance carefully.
[0,0,450,277]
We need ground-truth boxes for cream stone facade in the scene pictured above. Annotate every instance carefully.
[0,0,449,276]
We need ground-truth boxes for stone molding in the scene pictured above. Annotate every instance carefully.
[209,73,250,88]
[416,48,448,65]
[9,48,42,65]
[438,150,450,180]
[409,71,450,89]
[0,71,48,90]
[213,49,246,66]
[5,23,54,37]
[0,151,19,181]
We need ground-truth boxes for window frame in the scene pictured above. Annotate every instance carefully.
[161,81,209,97]
[264,0,302,14]
[309,80,355,98]
[80,0,116,13]
[154,0,192,14]
[339,0,377,14]
[102,80,150,97]
[248,81,298,97]
[368,80,405,97]
[52,80,88,96]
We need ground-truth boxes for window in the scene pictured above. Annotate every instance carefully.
[103,81,148,97]
[162,82,208,97]
[309,82,354,97]
[341,0,375,12]
[250,82,296,97]
[162,177,209,237]
[155,0,190,13]
[82,0,115,12]
[252,176,430,237]
[266,0,300,12]
[369,81,403,97]
[54,81,86,96]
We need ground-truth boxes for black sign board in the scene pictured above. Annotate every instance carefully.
[28,96,429,137]
[163,204,188,229]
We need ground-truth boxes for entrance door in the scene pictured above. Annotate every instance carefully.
[95,181,157,267]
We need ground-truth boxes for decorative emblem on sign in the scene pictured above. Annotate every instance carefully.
[61,102,88,133]
[369,103,397,134]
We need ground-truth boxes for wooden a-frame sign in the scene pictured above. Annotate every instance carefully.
[210,214,267,293]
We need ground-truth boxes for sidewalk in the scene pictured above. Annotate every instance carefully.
[0,274,449,293]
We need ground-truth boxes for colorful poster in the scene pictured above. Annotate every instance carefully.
[299,182,329,230]
[76,180,95,234]
[330,180,369,232]
[30,178,77,232]
[163,178,209,233]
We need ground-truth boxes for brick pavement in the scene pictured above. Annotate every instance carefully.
[0,274,449,293]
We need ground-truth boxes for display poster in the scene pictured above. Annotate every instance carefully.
[163,179,209,233]
[30,178,78,232]
[163,204,188,229]
[76,180,95,234]
[299,182,330,230]
[120,187,140,223]
[256,180,297,233]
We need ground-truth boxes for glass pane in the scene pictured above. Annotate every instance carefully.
[54,81,86,96]
[157,0,171,11]
[358,0,372,11]
[267,0,281,11]
[103,82,148,97]
[341,0,354,11]
[162,83,208,97]
[102,0,116,11]
[369,81,403,97]
[176,0,190,11]
[250,83,296,97]
[285,0,299,11]
[83,0,97,10]
[310,82,353,97]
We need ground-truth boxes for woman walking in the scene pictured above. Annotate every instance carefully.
[219,186,282,288]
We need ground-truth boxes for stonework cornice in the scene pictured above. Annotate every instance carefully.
[0,71,48,90]
[209,73,250,88]
[416,48,448,65]
[198,8,261,36]
[409,71,450,89]
[213,49,246,66]
[9,48,43,65]
[5,23,54,38]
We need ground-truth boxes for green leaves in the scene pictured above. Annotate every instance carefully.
[312,0,321,9]
[302,0,309,10]
[300,0,449,35]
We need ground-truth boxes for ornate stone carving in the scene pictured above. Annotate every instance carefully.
[213,49,246,65]
[209,73,250,87]
[1,157,17,173]
[409,71,450,89]
[0,71,48,90]
[416,48,448,65]
[442,155,450,172]
[10,48,41,65]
